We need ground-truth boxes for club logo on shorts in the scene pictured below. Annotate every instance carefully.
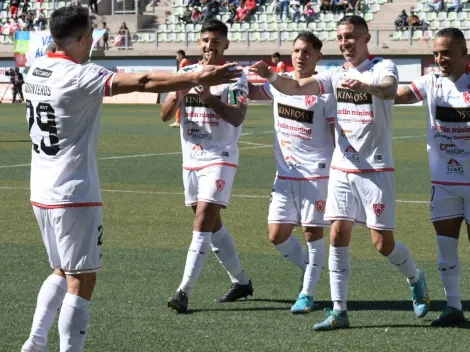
[315,200,326,213]
[463,91,470,105]
[216,179,226,192]
[305,95,317,108]
[373,203,385,217]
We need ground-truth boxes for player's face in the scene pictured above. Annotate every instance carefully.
[198,31,229,63]
[272,57,279,64]
[78,25,94,64]
[291,39,321,75]
[336,24,370,64]
[433,36,468,78]
[176,53,182,62]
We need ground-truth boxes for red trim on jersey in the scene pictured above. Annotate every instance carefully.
[465,65,470,75]
[319,82,325,95]
[327,117,335,123]
[277,175,329,181]
[260,84,273,101]
[47,52,77,63]
[183,162,238,171]
[104,75,113,97]
[331,166,395,173]
[410,83,424,101]
[368,55,376,61]
[431,180,470,186]
[32,201,103,209]
[324,215,356,221]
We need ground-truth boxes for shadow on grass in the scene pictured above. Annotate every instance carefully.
[0,140,30,143]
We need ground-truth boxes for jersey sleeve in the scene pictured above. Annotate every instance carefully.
[78,63,116,97]
[260,82,274,101]
[228,73,249,105]
[315,69,334,95]
[378,59,399,83]
[408,74,431,102]
[323,94,337,124]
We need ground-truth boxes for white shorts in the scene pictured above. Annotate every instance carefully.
[183,165,237,207]
[324,169,396,230]
[33,205,104,274]
[268,177,329,227]
[430,183,470,223]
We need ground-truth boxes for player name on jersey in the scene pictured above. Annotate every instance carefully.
[24,82,52,96]
[336,88,372,105]
[436,106,470,122]
[277,103,314,123]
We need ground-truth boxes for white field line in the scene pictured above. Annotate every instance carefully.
[0,186,428,204]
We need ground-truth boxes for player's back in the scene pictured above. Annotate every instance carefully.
[25,52,115,206]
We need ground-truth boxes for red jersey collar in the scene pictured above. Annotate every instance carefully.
[47,52,78,63]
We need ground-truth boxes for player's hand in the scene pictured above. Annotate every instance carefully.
[177,87,192,99]
[194,85,212,100]
[197,63,242,86]
[341,79,365,92]
[248,61,272,79]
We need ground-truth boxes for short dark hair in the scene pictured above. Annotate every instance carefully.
[293,31,322,51]
[337,15,369,33]
[436,27,465,42]
[200,19,228,37]
[177,50,186,57]
[272,52,281,58]
[50,6,90,42]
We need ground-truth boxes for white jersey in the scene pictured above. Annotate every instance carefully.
[261,72,335,179]
[410,67,470,185]
[179,63,249,170]
[25,52,115,207]
[315,56,398,173]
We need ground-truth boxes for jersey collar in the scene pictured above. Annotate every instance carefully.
[47,52,78,63]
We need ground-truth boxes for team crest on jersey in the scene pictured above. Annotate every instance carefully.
[463,92,470,105]
[373,203,385,217]
[216,179,226,192]
[305,95,317,108]
[315,200,326,213]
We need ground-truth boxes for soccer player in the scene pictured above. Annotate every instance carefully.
[248,31,335,313]
[161,19,253,313]
[170,50,192,128]
[272,52,287,73]
[395,28,469,327]
[21,7,241,352]
[249,15,430,330]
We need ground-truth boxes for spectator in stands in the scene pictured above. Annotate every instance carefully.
[394,9,408,30]
[447,0,462,13]
[118,22,131,47]
[427,0,443,12]
[320,0,331,13]
[25,10,34,30]
[290,0,301,22]
[102,22,109,50]
[304,3,315,22]
[407,10,422,28]
[35,8,46,30]
[347,0,360,13]
[22,0,29,13]
[191,6,203,23]
[271,52,286,73]
[178,6,193,23]
[10,0,20,18]
[203,0,220,21]
[226,3,237,25]
[90,0,98,14]
[235,1,249,22]
[245,0,257,15]
[279,0,289,20]
[336,0,349,14]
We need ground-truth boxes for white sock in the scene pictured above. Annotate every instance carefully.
[28,274,67,347]
[178,231,212,297]
[211,226,249,285]
[329,245,350,312]
[274,235,306,271]
[387,241,419,284]
[58,293,90,352]
[301,239,325,296]
[437,235,461,310]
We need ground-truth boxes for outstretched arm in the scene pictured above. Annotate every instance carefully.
[395,85,420,105]
[341,76,398,100]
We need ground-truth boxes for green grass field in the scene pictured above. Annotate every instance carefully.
[1,104,470,352]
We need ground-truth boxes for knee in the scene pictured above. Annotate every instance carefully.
[329,223,351,247]
[268,231,284,245]
[373,236,394,256]
[303,227,323,242]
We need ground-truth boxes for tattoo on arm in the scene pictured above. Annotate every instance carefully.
[363,76,398,100]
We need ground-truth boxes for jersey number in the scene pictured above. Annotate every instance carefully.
[26,99,60,156]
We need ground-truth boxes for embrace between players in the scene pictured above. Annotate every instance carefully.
[20,5,469,352]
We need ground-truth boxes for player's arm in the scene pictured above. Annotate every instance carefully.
[160,89,190,122]
[196,85,247,127]
[249,61,321,96]
[341,75,398,100]
[111,63,242,96]
[329,123,335,147]
[247,82,268,101]
[394,85,420,105]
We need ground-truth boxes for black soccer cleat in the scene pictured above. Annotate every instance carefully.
[167,290,188,313]
[431,306,467,327]
[215,280,253,302]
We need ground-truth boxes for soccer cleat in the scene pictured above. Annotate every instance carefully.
[21,339,48,352]
[290,293,314,314]
[169,122,180,128]
[167,290,188,313]
[410,269,430,318]
[431,306,467,327]
[215,280,253,302]
[312,308,350,331]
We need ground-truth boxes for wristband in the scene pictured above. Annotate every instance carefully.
[267,72,278,83]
